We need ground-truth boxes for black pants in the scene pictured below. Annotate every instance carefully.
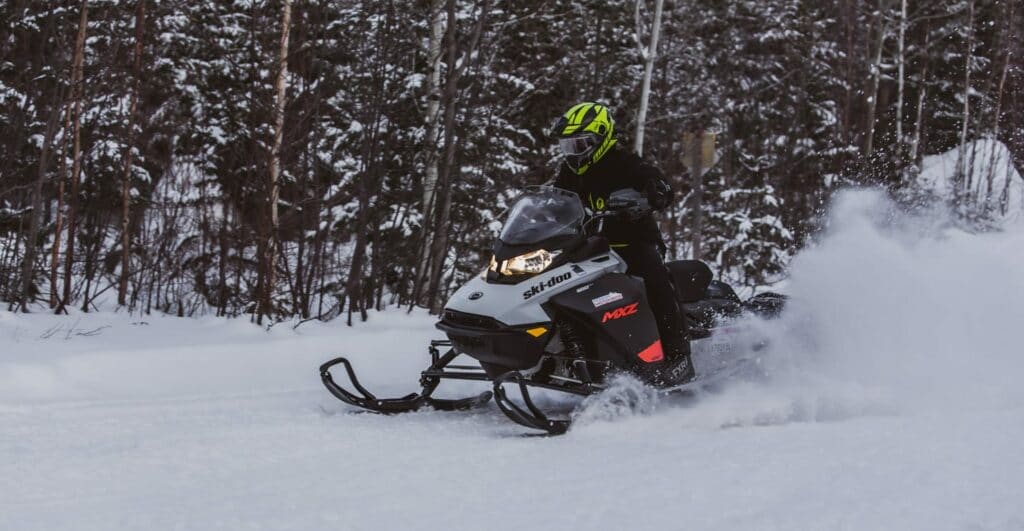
[615,242,689,357]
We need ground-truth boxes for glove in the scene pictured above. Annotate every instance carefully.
[607,189,651,221]
[647,178,674,210]
[621,205,649,221]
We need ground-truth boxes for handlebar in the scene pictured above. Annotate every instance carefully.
[582,203,652,233]
[580,189,653,233]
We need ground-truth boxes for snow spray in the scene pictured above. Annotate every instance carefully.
[671,189,1024,429]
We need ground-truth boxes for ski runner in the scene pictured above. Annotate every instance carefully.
[549,101,694,385]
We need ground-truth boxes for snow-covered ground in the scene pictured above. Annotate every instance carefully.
[4,189,1024,530]
[917,138,1024,222]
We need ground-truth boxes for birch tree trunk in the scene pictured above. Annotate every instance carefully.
[985,0,1014,208]
[421,0,445,226]
[60,0,89,313]
[424,0,489,313]
[988,1,1014,144]
[840,0,856,146]
[909,23,931,168]
[260,0,292,324]
[895,0,906,165]
[49,99,73,309]
[410,0,445,311]
[955,0,975,195]
[118,0,146,307]
[633,0,664,156]
[424,0,463,314]
[862,0,889,159]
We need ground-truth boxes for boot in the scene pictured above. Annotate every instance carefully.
[656,336,695,387]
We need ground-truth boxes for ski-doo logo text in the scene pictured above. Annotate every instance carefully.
[522,272,572,300]
[602,302,639,323]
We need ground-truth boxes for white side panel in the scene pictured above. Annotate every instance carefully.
[445,252,627,326]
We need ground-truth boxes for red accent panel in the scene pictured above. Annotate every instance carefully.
[637,340,664,363]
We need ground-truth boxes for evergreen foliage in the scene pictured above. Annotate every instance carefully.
[1,0,1021,318]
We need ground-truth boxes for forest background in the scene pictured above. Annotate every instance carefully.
[1,0,1021,324]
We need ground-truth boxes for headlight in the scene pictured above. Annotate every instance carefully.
[490,249,560,276]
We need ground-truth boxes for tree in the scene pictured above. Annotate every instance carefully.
[118,0,146,307]
[1,0,1019,315]
[633,0,664,156]
[260,0,292,324]
[420,0,490,314]
[61,0,89,313]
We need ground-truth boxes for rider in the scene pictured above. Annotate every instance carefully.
[549,101,694,385]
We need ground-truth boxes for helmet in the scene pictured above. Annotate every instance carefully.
[549,102,617,175]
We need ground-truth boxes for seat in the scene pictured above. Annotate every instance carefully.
[666,260,712,303]
[667,261,746,331]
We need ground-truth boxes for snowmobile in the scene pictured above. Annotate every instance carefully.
[320,186,785,434]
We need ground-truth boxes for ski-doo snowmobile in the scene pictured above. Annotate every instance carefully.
[320,186,785,434]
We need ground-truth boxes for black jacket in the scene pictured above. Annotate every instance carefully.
[553,144,673,246]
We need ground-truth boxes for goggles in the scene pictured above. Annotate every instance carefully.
[558,133,600,157]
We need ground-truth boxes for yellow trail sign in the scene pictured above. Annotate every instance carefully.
[681,131,719,177]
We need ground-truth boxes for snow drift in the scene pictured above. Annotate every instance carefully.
[916,138,1024,222]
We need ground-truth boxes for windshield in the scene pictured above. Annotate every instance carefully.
[499,187,585,245]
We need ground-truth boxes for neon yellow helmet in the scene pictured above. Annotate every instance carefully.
[549,102,617,175]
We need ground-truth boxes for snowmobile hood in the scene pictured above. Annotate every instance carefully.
[445,253,627,326]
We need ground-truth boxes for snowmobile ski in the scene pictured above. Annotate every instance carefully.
[492,370,593,435]
[319,341,493,415]
[491,357,762,435]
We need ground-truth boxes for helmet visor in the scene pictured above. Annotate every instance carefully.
[558,133,599,157]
